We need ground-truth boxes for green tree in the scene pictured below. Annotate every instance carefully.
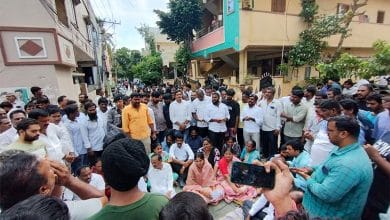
[112,48,141,79]
[132,54,163,85]
[174,44,192,75]
[369,40,390,77]
[154,0,202,45]
[316,40,390,79]
[155,0,202,78]
[137,24,157,55]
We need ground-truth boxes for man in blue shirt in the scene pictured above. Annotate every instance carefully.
[295,116,373,219]
[285,140,311,191]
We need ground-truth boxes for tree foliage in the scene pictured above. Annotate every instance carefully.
[317,40,390,79]
[112,48,141,79]
[132,54,163,85]
[154,0,202,45]
[289,0,367,67]
[299,0,318,23]
[137,24,157,55]
[175,44,192,75]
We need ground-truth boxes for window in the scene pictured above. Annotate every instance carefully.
[55,0,69,27]
[377,11,385,24]
[337,3,350,16]
[272,0,286,13]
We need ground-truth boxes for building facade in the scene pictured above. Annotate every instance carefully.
[0,0,109,102]
[191,0,390,96]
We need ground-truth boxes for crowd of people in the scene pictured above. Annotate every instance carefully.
[0,77,389,220]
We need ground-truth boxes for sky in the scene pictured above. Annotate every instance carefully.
[90,0,169,51]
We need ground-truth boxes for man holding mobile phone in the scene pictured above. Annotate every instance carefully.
[293,116,373,219]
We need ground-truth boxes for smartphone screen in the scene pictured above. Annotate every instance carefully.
[230,162,275,188]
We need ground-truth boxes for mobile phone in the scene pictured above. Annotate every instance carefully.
[230,162,275,188]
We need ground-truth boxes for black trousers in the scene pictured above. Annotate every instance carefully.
[261,130,278,158]
[170,162,189,181]
[208,130,225,152]
[237,128,244,148]
[197,127,209,138]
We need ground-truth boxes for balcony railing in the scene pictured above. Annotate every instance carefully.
[196,20,223,39]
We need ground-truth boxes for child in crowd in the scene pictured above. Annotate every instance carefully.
[240,140,260,164]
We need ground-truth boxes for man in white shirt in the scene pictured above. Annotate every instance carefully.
[241,94,263,153]
[0,109,26,149]
[6,93,25,110]
[308,100,340,166]
[48,107,75,163]
[147,153,175,198]
[80,102,106,166]
[64,104,89,174]
[259,87,282,158]
[205,92,230,152]
[63,165,105,201]
[97,97,109,133]
[28,109,66,163]
[169,134,194,187]
[192,90,210,138]
[169,91,191,141]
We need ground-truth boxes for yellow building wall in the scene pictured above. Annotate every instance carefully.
[241,0,390,50]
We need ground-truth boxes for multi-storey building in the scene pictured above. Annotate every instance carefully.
[0,0,109,102]
[190,0,390,96]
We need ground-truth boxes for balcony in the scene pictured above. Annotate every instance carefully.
[192,25,225,53]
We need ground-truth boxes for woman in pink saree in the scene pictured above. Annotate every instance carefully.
[215,147,257,203]
[183,152,224,204]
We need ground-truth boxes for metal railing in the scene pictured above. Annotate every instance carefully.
[196,20,224,38]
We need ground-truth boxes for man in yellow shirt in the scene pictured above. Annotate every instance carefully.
[122,93,156,153]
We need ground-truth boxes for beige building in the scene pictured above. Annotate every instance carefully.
[191,0,390,97]
[0,0,109,103]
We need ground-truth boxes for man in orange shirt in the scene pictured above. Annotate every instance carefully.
[122,93,156,153]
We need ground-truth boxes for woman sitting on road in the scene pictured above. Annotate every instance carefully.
[183,152,224,204]
[215,147,257,203]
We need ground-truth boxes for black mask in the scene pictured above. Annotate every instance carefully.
[88,112,98,121]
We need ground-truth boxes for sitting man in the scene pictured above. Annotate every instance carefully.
[285,140,311,191]
[147,153,175,198]
[63,165,106,201]
[0,150,105,219]
[169,133,194,187]
[89,137,168,219]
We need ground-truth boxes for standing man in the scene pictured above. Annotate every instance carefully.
[6,93,25,110]
[222,89,240,138]
[309,100,341,165]
[107,95,124,128]
[149,91,167,143]
[5,118,46,158]
[78,94,88,114]
[57,95,68,116]
[297,116,373,219]
[241,94,263,153]
[80,102,106,165]
[281,89,307,144]
[97,97,109,133]
[162,93,173,129]
[30,86,46,102]
[238,90,250,147]
[192,90,210,138]
[356,84,374,111]
[0,109,26,148]
[169,91,191,141]
[259,87,282,158]
[64,104,88,173]
[122,93,156,154]
[205,92,230,151]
